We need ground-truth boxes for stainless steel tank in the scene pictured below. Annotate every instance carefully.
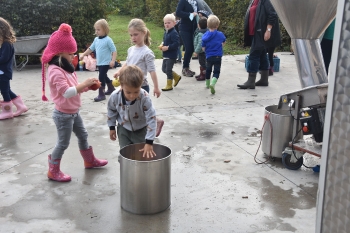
[119,143,171,214]
[270,0,337,88]
[262,105,301,157]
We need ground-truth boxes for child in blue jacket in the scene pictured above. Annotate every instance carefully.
[202,15,226,94]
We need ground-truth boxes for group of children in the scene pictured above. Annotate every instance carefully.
[0,12,225,182]
[160,13,226,94]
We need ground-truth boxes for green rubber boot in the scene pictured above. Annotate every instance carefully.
[209,77,218,94]
[205,79,210,89]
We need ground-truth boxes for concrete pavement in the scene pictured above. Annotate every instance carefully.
[0,53,320,233]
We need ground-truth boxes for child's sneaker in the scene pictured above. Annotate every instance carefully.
[182,68,194,77]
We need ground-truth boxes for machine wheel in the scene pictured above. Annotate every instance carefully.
[282,153,303,170]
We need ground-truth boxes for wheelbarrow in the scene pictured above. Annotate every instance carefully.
[13,35,50,71]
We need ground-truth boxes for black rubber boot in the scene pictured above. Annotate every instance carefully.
[105,82,115,95]
[269,66,274,76]
[237,73,257,89]
[94,86,106,102]
[255,70,269,86]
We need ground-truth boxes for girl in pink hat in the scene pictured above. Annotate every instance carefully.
[0,17,28,120]
[41,23,108,182]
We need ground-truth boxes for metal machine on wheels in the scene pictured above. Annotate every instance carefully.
[264,0,337,170]
[262,0,349,231]
[278,84,327,169]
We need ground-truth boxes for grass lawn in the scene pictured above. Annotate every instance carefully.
[108,14,249,61]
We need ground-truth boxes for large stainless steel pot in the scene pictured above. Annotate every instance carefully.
[119,143,171,214]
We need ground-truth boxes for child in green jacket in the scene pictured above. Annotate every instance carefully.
[193,17,208,81]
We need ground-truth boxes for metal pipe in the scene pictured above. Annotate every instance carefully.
[293,39,328,88]
[270,0,337,89]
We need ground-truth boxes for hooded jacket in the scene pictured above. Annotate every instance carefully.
[194,28,208,54]
[107,88,156,144]
[202,30,226,58]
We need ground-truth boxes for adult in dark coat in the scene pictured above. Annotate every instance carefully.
[176,0,199,77]
[238,0,281,89]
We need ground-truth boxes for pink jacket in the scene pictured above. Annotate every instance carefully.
[47,65,88,114]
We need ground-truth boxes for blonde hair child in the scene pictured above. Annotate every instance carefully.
[80,19,117,102]
[113,18,165,137]
[202,15,226,94]
[160,13,181,91]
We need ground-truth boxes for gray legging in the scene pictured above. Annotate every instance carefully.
[51,109,89,160]
[162,59,176,80]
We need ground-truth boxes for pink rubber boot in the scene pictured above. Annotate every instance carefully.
[0,101,14,120]
[12,96,28,116]
[47,155,71,182]
[80,146,108,168]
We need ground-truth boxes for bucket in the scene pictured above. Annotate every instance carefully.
[119,143,171,214]
[262,105,300,158]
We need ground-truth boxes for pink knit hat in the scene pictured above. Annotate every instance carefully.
[41,23,77,101]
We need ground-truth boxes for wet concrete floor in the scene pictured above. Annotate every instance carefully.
[0,53,320,232]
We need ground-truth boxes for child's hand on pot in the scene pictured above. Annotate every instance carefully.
[139,144,156,158]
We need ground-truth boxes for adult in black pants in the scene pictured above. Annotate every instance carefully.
[176,0,198,77]
[237,0,281,89]
[266,47,275,75]
[266,14,281,76]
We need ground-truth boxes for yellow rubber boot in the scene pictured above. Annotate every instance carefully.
[162,79,173,91]
[173,71,182,87]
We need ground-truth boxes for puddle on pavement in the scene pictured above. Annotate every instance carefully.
[249,177,316,218]
[197,130,219,139]
[173,140,317,231]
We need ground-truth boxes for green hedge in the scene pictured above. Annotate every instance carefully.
[0,0,118,50]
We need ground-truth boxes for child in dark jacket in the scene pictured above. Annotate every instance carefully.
[0,17,28,120]
[160,14,181,91]
[193,17,208,81]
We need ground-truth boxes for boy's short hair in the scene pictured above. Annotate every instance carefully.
[119,65,144,88]
[207,15,220,29]
[164,14,176,22]
[94,19,110,35]
[198,17,207,30]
